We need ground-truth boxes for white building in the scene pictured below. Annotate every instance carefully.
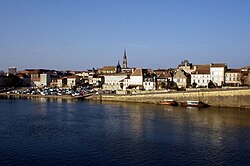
[128,68,156,90]
[102,74,128,91]
[143,77,156,90]
[191,65,211,87]
[129,68,144,85]
[210,63,227,86]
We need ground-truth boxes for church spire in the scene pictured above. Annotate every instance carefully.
[123,49,127,69]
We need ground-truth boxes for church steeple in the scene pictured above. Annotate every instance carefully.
[123,49,127,69]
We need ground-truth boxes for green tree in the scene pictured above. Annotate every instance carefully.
[6,74,22,87]
[159,82,166,89]
[192,82,197,88]
[208,80,216,88]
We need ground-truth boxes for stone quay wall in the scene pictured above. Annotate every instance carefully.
[93,88,250,108]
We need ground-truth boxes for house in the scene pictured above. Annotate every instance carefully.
[102,73,128,91]
[56,77,67,88]
[67,75,81,88]
[8,67,17,75]
[128,68,156,90]
[40,73,51,87]
[25,69,51,87]
[173,69,191,88]
[155,69,174,89]
[177,60,195,74]
[191,64,211,87]
[240,66,250,85]
[143,76,156,90]
[92,75,104,87]
[225,69,241,86]
[210,63,227,86]
[129,68,145,86]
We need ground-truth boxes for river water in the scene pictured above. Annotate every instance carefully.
[0,96,250,165]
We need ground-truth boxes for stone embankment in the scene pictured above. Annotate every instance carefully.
[92,88,250,108]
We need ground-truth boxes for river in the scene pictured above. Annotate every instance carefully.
[0,96,250,165]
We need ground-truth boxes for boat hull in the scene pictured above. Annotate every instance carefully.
[158,100,178,106]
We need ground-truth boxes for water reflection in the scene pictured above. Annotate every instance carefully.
[0,98,250,165]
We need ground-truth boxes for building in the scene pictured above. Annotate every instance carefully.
[129,68,145,86]
[225,69,241,86]
[92,75,104,87]
[210,63,227,86]
[177,60,195,74]
[25,69,51,87]
[155,69,174,89]
[173,69,191,88]
[55,77,67,88]
[123,49,128,69]
[240,66,250,85]
[127,68,156,90]
[40,73,51,87]
[143,77,156,90]
[16,71,31,87]
[191,65,211,87]
[67,75,81,88]
[8,67,17,75]
[102,73,128,91]
[100,61,122,74]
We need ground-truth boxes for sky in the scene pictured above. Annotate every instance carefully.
[0,0,250,71]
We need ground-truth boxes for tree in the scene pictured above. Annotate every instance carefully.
[166,79,178,90]
[6,74,22,87]
[0,70,4,75]
[192,82,197,88]
[208,80,216,88]
[159,82,166,89]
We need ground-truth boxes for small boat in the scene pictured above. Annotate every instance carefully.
[181,100,210,108]
[158,99,178,106]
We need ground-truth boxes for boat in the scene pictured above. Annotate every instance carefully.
[158,99,178,106]
[181,100,210,108]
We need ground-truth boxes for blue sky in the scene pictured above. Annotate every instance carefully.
[0,0,250,71]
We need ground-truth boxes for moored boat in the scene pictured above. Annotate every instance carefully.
[158,99,178,106]
[181,100,210,108]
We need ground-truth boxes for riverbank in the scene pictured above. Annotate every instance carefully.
[0,93,91,100]
[2,88,250,108]
[92,88,250,109]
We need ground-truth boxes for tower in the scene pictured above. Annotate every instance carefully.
[123,49,127,69]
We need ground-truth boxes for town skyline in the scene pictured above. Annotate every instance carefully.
[1,0,250,70]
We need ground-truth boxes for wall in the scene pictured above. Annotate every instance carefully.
[93,88,250,108]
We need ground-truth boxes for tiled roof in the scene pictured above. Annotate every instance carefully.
[226,69,241,73]
[67,75,78,78]
[193,64,210,74]
[210,63,227,67]
[102,66,116,71]
[157,73,171,78]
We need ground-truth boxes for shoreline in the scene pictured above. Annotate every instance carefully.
[1,88,250,109]
[0,93,80,100]
[92,88,250,109]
